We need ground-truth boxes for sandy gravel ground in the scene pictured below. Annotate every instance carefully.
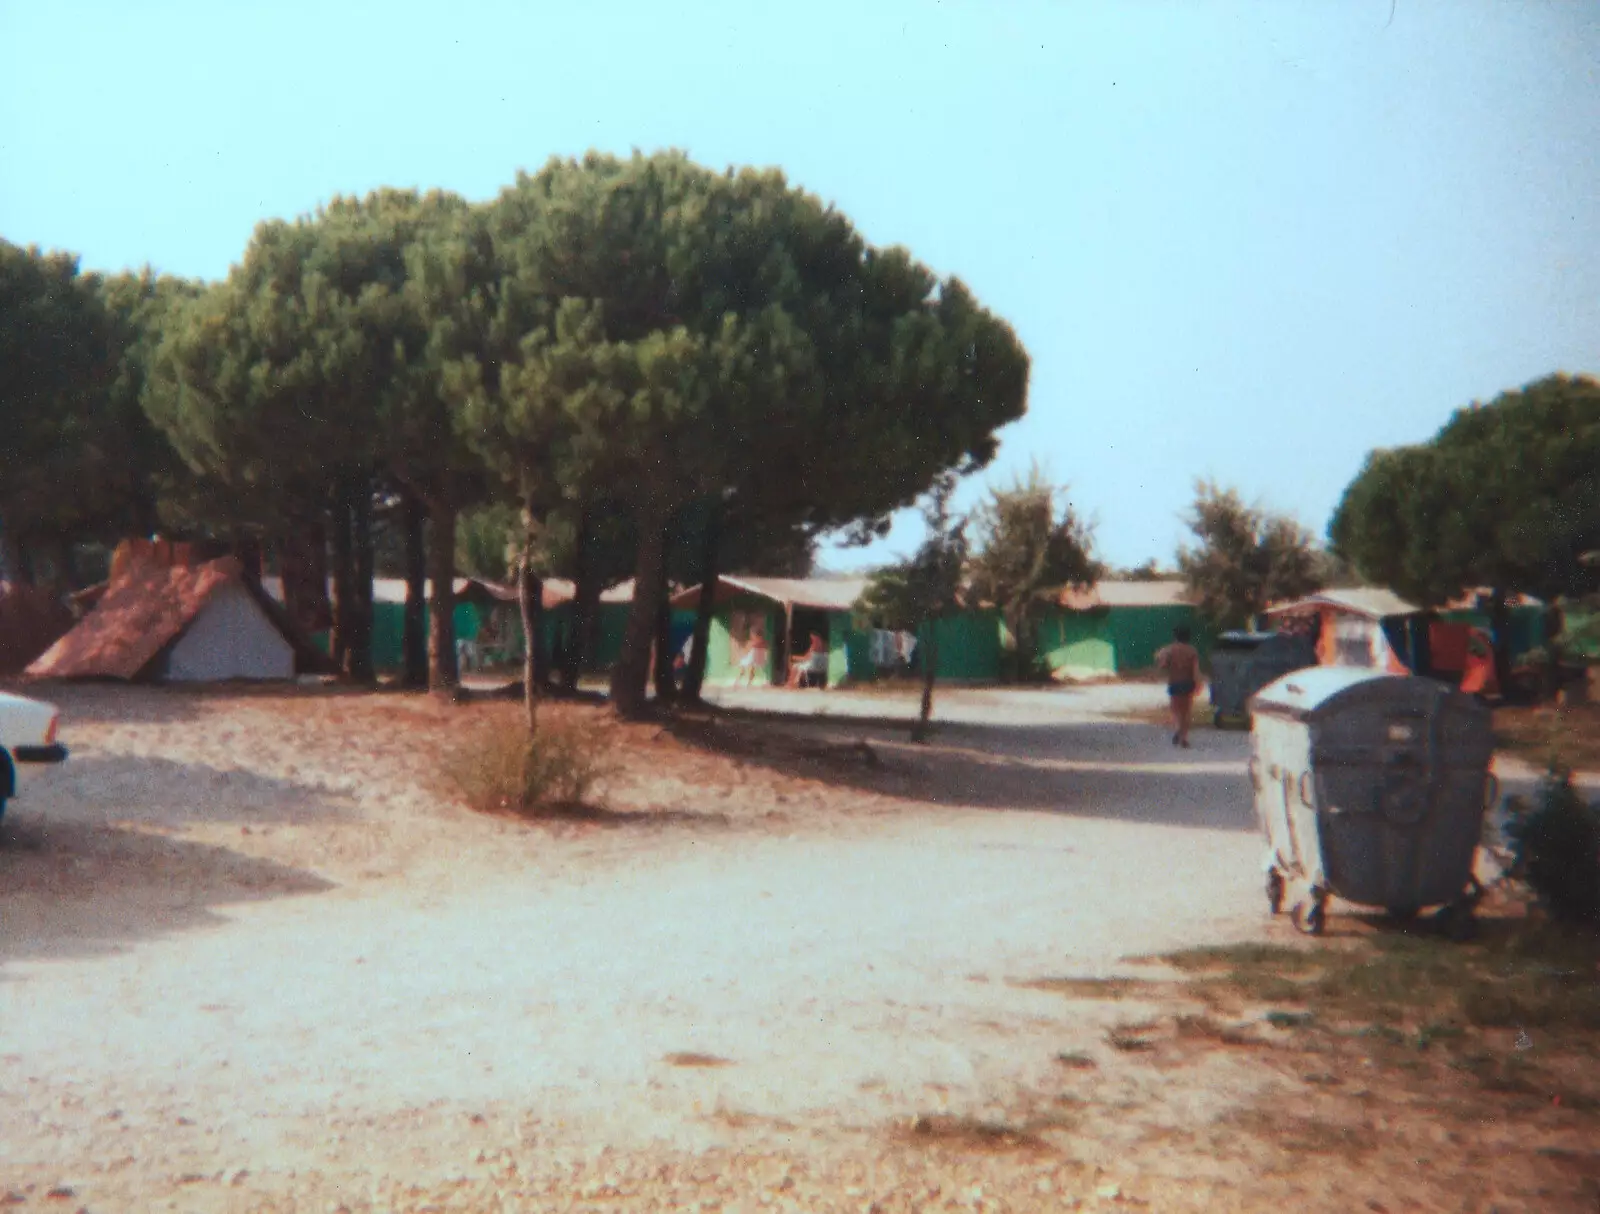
[0,681,1586,1211]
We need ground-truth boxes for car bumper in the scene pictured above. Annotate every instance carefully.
[13,744,68,764]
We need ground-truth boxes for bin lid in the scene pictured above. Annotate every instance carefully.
[1250,666,1403,719]
[1214,630,1274,651]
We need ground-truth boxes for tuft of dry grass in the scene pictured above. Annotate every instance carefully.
[443,715,614,816]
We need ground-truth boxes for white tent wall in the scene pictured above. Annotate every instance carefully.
[164,582,295,682]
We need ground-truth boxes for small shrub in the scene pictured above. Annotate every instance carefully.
[1503,765,1600,924]
[446,717,611,815]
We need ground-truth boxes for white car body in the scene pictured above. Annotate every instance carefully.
[0,690,67,821]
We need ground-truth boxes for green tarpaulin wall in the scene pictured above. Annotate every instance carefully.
[1034,605,1213,676]
[324,599,653,674]
[690,597,1206,687]
[1436,605,1547,661]
[323,595,1217,683]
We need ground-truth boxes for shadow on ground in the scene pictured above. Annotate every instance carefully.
[480,802,733,830]
[1,748,350,967]
[665,707,1259,832]
[0,813,334,966]
[23,752,354,829]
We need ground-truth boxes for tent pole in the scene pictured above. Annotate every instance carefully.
[785,601,795,687]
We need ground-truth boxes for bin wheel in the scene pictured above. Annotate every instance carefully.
[1292,893,1327,937]
[1434,899,1476,942]
[1266,869,1285,915]
[1435,880,1483,942]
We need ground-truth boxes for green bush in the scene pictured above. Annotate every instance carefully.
[446,717,611,815]
[1503,765,1600,924]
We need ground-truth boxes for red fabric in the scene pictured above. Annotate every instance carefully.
[1429,620,1472,674]
[27,556,241,680]
[1459,630,1498,695]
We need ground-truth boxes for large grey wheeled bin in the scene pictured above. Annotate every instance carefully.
[1209,631,1316,727]
[1247,667,1497,937]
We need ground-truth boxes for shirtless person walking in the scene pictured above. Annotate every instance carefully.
[1156,625,1201,748]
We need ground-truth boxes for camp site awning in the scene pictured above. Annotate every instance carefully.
[1266,588,1421,621]
[670,575,870,613]
[1057,579,1192,611]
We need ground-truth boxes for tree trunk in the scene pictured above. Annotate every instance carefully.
[1488,587,1514,701]
[401,493,428,689]
[280,520,331,638]
[652,546,676,706]
[0,527,18,584]
[1543,602,1566,700]
[35,536,74,588]
[566,568,602,692]
[329,488,353,673]
[232,531,263,586]
[14,538,35,585]
[1008,606,1026,684]
[346,484,375,685]
[427,502,460,697]
[519,545,539,734]
[610,502,669,718]
[913,621,939,743]
[682,504,722,703]
[529,573,549,689]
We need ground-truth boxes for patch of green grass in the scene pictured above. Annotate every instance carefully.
[1163,924,1600,1039]
[1143,920,1600,1132]
[1158,943,1322,974]
[1413,1021,1465,1050]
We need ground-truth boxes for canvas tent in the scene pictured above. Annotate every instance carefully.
[28,541,323,682]
[669,575,994,686]
[669,575,876,687]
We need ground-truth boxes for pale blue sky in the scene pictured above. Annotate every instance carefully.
[3,1,1596,571]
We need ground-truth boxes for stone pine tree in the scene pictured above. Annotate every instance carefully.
[145,214,385,681]
[1331,373,1600,688]
[366,190,499,697]
[856,474,969,742]
[0,243,194,579]
[482,152,1031,717]
[452,292,636,730]
[1177,481,1323,631]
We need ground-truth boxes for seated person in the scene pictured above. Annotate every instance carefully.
[789,632,830,688]
[733,629,768,686]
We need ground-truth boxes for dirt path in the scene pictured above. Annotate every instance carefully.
[2,683,1582,1210]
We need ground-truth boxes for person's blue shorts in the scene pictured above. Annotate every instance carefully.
[1168,680,1197,698]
